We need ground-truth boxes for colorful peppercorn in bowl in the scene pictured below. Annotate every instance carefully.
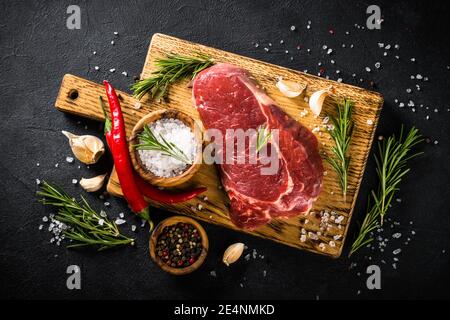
[149,216,208,275]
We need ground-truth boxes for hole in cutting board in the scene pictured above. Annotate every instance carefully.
[68,89,79,100]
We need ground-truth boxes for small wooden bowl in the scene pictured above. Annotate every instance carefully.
[149,216,209,276]
[129,109,202,187]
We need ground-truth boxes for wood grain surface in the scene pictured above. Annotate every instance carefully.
[54,33,383,257]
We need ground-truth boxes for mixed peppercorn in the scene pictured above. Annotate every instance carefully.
[156,222,203,268]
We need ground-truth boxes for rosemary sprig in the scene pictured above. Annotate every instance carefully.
[37,181,134,250]
[326,99,354,199]
[131,53,214,100]
[134,125,192,164]
[349,126,423,256]
[256,125,272,152]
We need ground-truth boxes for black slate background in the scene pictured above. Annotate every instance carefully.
[0,0,449,300]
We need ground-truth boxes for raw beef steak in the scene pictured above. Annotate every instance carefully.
[193,63,323,229]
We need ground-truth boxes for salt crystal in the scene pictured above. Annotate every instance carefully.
[114,31,119,35]
[72,179,78,184]
[109,68,116,73]
[290,25,296,31]
[38,225,43,230]
[98,219,104,226]
[263,270,267,277]
[93,51,97,55]
[416,74,423,80]
[104,202,110,207]
[392,233,402,239]
[393,248,401,255]
[55,163,59,168]
[115,218,126,225]
[121,71,128,77]
[100,210,107,218]
[42,216,48,222]
[333,234,342,240]
[329,241,336,247]
[327,49,333,55]
[94,66,99,71]
[210,270,216,277]
[300,234,307,242]
[410,58,416,62]
[365,67,371,72]
[198,204,203,210]
[111,40,115,45]
[36,178,41,185]
[66,156,74,163]
[406,88,412,93]
[385,44,391,50]
[375,62,381,69]
[131,225,136,232]
[367,119,374,125]
[318,243,326,251]
[378,43,384,48]
[119,212,124,218]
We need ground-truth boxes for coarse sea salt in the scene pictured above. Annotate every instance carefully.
[138,118,196,178]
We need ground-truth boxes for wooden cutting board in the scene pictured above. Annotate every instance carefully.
[55,33,383,258]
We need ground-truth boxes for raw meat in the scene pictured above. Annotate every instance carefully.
[193,63,323,229]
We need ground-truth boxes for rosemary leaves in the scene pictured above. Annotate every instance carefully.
[326,99,354,198]
[135,124,193,165]
[131,53,214,101]
[37,181,134,250]
[256,125,272,152]
[349,126,422,256]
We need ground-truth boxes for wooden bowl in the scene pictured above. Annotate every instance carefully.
[149,216,209,276]
[129,109,202,187]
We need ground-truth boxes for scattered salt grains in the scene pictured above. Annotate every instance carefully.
[367,119,374,125]
[197,204,203,211]
[109,68,116,73]
[375,62,381,69]
[114,218,126,225]
[333,234,342,241]
[94,66,99,71]
[104,201,110,207]
[121,71,128,77]
[318,243,326,251]
[93,51,97,55]
[392,233,402,239]
[36,178,41,185]
[55,163,59,168]
[290,25,296,31]
[138,118,196,178]
[393,248,402,255]
[119,212,124,218]
[329,241,336,247]
[114,31,119,35]
[141,219,146,227]
[110,40,115,45]
[42,216,48,222]
[300,234,307,242]
[210,270,217,277]
[71,179,78,184]
[38,225,43,230]
[131,225,136,232]
[100,210,107,218]
[365,67,371,72]
[263,270,267,277]
[244,253,251,261]
[98,219,104,226]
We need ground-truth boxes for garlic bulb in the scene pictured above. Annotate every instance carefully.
[309,87,332,116]
[276,78,305,98]
[62,131,105,164]
[222,242,245,266]
[79,174,107,192]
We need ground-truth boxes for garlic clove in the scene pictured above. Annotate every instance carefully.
[276,78,305,98]
[222,242,245,266]
[62,131,105,164]
[79,174,107,192]
[309,86,332,116]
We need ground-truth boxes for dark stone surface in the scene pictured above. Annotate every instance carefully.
[0,0,449,299]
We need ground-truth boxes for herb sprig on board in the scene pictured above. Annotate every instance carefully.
[131,53,214,101]
[326,99,354,199]
[349,126,423,256]
[37,181,134,250]
[135,125,192,164]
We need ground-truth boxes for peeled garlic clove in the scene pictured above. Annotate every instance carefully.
[309,87,332,116]
[276,78,305,98]
[62,131,105,164]
[223,242,245,266]
[79,174,107,192]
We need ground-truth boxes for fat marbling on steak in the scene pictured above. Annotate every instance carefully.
[192,63,323,229]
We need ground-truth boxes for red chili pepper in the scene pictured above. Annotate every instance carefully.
[101,82,151,227]
[134,173,207,204]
